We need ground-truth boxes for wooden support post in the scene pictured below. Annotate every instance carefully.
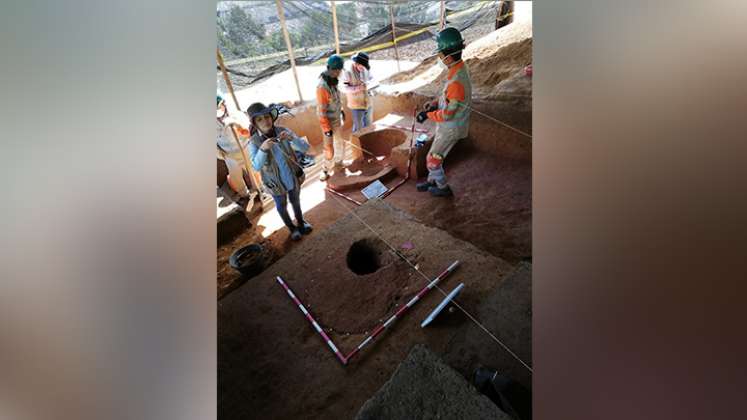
[217,48,263,198]
[216,49,241,113]
[496,1,514,30]
[440,0,445,30]
[389,2,401,72]
[275,0,304,104]
[331,0,340,55]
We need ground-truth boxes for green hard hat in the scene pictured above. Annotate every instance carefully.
[217,92,225,106]
[434,27,465,54]
[326,54,344,70]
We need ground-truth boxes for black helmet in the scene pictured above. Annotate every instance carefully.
[351,51,370,70]
[246,102,279,123]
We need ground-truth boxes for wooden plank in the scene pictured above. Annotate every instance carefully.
[331,0,340,55]
[275,0,304,104]
[440,0,445,30]
[217,48,263,196]
[389,3,401,72]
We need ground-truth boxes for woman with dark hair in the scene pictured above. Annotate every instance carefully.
[247,102,312,241]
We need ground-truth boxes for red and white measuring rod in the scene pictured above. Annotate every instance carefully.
[344,260,460,363]
[276,275,348,365]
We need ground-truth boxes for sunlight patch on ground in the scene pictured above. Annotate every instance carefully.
[233,59,419,108]
[256,177,328,238]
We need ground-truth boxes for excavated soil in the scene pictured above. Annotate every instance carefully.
[218,199,515,420]
[355,344,510,420]
[217,9,532,418]
[283,232,413,334]
[380,5,532,105]
[217,143,530,299]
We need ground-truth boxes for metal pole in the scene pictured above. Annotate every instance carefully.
[439,0,445,30]
[331,0,340,55]
[326,187,363,206]
[275,0,304,104]
[389,2,401,72]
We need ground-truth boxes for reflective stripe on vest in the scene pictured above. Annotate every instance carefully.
[317,78,342,127]
[438,63,472,129]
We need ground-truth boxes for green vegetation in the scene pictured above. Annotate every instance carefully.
[217,1,438,60]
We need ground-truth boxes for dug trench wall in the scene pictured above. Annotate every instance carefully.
[218,199,515,419]
[373,92,531,161]
[270,90,530,164]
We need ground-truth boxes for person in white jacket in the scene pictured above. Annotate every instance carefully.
[340,51,373,133]
[216,92,253,208]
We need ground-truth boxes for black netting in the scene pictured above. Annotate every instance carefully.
[217,1,505,91]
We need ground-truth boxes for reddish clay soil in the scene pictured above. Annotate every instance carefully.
[217,142,530,299]
[216,145,531,420]
[218,199,516,420]
[217,14,532,417]
[385,146,531,263]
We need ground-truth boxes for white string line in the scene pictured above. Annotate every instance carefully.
[335,103,532,144]
[455,102,533,139]
[300,101,532,163]
[338,136,379,160]
[334,117,417,161]
[264,131,533,373]
[327,192,533,373]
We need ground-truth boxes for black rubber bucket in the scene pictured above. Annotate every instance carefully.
[229,243,266,279]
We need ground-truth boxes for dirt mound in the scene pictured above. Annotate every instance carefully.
[355,344,509,420]
[218,198,515,419]
[379,7,532,102]
[469,38,532,91]
[381,56,441,86]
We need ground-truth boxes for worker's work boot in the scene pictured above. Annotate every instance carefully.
[289,228,302,241]
[300,155,315,168]
[473,367,499,391]
[333,161,346,174]
[319,170,329,182]
[428,185,453,197]
[297,221,313,235]
[416,180,435,192]
[235,194,252,210]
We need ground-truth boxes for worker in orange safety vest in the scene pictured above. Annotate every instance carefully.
[415,27,472,197]
[316,54,347,182]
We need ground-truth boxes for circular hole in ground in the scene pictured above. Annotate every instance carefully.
[346,238,389,275]
[359,129,406,158]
